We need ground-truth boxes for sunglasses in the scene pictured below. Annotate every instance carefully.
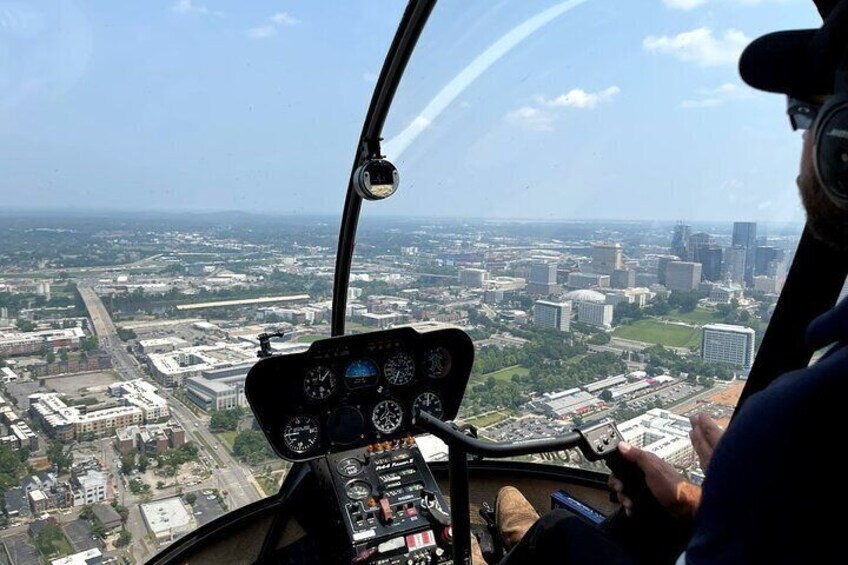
[787,97,821,131]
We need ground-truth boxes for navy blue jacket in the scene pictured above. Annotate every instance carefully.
[686,297,848,564]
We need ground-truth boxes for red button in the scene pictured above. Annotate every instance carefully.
[406,507,418,517]
[379,498,394,523]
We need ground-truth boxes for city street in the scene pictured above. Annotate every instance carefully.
[76,284,264,560]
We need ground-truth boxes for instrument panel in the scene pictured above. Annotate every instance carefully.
[244,326,473,462]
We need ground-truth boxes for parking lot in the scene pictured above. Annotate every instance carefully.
[626,383,702,411]
[64,519,98,553]
[44,371,120,395]
[2,534,40,565]
[189,490,226,526]
[486,417,568,443]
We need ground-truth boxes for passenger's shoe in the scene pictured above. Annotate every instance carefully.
[495,486,540,550]
[471,533,487,565]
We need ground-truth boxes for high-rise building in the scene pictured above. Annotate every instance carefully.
[689,232,715,251]
[591,242,623,275]
[567,272,610,289]
[534,300,571,332]
[670,223,691,261]
[723,246,747,284]
[665,262,702,291]
[577,302,614,328]
[732,222,757,285]
[754,246,785,278]
[696,247,723,282]
[655,255,678,285]
[528,262,558,295]
[611,269,636,289]
[702,324,756,368]
[458,268,487,287]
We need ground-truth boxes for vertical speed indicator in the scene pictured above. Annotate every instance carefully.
[383,351,415,386]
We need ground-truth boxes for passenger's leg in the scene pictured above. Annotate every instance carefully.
[499,509,636,565]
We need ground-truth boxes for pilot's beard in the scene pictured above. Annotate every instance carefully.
[797,168,848,253]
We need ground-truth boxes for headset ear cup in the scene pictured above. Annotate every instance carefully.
[813,94,848,210]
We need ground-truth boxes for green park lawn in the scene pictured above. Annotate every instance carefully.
[216,431,238,452]
[471,365,529,387]
[613,318,702,349]
[296,334,327,344]
[658,308,721,325]
[465,411,510,429]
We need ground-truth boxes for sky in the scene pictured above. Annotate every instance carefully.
[0,0,824,223]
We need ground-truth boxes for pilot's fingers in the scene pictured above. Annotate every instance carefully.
[620,495,634,517]
[690,413,723,446]
[608,474,623,492]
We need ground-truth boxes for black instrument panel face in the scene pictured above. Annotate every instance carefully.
[245,327,473,462]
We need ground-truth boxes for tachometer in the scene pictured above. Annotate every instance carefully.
[424,346,452,379]
[371,399,403,435]
[383,351,415,386]
[412,391,444,420]
[282,415,320,454]
[345,479,371,501]
[303,366,337,401]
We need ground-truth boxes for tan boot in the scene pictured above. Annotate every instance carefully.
[495,486,540,550]
[470,533,487,565]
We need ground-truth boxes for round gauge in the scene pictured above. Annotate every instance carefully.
[344,359,380,388]
[303,366,337,401]
[424,346,452,379]
[337,458,363,478]
[384,351,416,386]
[345,479,372,501]
[371,399,404,435]
[282,415,320,454]
[412,391,444,420]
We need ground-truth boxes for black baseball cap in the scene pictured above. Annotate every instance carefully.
[739,0,848,97]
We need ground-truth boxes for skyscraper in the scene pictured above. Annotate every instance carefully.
[665,262,702,291]
[591,242,623,275]
[534,300,571,332]
[723,246,747,284]
[754,246,785,277]
[671,223,691,261]
[528,262,557,295]
[732,222,757,285]
[697,247,723,282]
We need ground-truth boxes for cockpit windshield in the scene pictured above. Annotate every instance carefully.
[351,0,820,469]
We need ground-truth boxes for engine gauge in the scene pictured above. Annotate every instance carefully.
[282,415,320,454]
[371,399,403,435]
[424,346,452,379]
[303,366,337,401]
[383,351,415,386]
[345,479,372,501]
[412,391,444,420]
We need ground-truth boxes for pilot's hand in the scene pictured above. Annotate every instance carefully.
[689,412,724,471]
[609,442,701,521]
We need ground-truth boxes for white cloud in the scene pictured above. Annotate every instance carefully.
[663,0,708,10]
[643,27,750,67]
[680,81,755,108]
[247,25,276,39]
[271,12,299,26]
[171,0,215,16]
[506,106,555,131]
[541,86,621,109]
[247,11,300,39]
[363,72,379,84]
[508,85,620,131]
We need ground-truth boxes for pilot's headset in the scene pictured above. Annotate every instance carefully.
[813,52,848,210]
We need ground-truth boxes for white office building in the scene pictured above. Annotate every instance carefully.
[577,302,614,328]
[702,324,756,368]
[141,497,197,542]
[619,409,694,468]
[71,470,108,507]
[533,300,571,332]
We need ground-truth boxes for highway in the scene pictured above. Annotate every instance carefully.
[76,285,264,557]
